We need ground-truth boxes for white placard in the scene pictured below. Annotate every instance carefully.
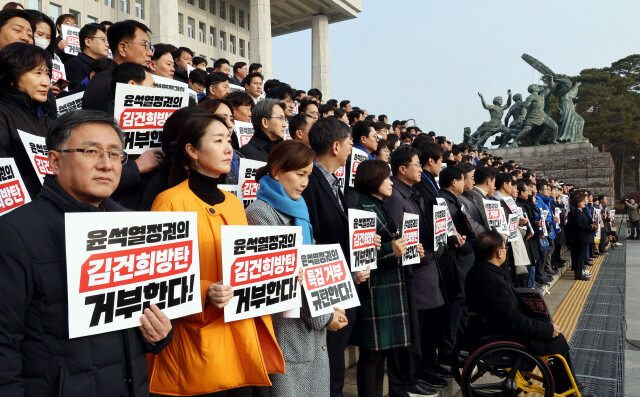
[222,225,303,322]
[401,212,420,266]
[335,166,346,194]
[433,204,448,249]
[218,184,238,197]
[51,59,66,85]
[229,83,245,93]
[508,214,519,241]
[17,129,51,184]
[238,158,265,208]
[56,91,84,115]
[0,158,31,215]
[233,121,255,148]
[483,199,504,232]
[436,197,454,236]
[348,209,378,272]
[61,25,81,55]
[114,83,189,154]
[65,212,201,338]
[540,209,549,237]
[300,244,360,317]
[502,196,519,214]
[348,148,371,187]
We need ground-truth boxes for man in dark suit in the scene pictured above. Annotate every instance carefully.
[64,23,109,90]
[238,98,286,162]
[466,230,581,395]
[303,116,372,397]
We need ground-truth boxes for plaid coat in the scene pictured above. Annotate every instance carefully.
[351,194,411,351]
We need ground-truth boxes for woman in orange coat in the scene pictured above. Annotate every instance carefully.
[149,113,285,396]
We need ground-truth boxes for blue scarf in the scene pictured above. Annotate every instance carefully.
[353,143,376,159]
[256,174,314,245]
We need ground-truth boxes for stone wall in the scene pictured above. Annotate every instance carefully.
[488,142,615,197]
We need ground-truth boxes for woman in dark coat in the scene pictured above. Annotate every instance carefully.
[0,42,56,198]
[566,192,596,281]
[350,159,421,397]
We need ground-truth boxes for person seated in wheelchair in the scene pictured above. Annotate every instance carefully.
[465,230,578,394]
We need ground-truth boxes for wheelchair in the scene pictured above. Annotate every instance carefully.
[450,313,582,397]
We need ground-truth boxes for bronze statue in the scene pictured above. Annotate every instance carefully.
[556,78,587,143]
[469,90,511,148]
[510,79,559,146]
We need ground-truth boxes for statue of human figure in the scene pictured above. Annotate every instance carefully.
[556,78,587,143]
[495,93,526,147]
[510,77,559,146]
[469,90,511,148]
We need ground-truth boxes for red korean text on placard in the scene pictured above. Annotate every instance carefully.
[242,180,259,199]
[231,249,297,287]
[305,260,347,291]
[352,228,376,249]
[79,240,193,293]
[0,180,26,213]
[486,208,500,220]
[34,155,52,175]
[335,166,345,178]
[435,218,447,234]
[404,228,419,245]
[119,109,176,130]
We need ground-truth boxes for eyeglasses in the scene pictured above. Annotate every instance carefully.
[266,115,287,121]
[88,36,108,43]
[59,147,128,164]
[125,41,154,53]
[404,162,421,168]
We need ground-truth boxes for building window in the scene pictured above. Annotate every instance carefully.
[238,9,244,28]
[229,5,235,24]
[247,41,250,59]
[239,38,245,57]
[87,15,98,24]
[199,0,205,10]
[178,13,184,35]
[199,22,206,43]
[209,26,216,46]
[120,0,129,14]
[69,9,81,23]
[49,3,61,20]
[28,0,40,11]
[187,17,195,39]
[229,35,236,54]
[135,0,144,19]
[187,0,194,5]
[104,0,114,7]
[219,30,226,51]
[247,13,250,31]
[219,1,226,20]
[209,0,215,14]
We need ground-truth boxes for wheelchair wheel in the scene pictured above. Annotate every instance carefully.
[451,340,469,386]
[460,341,554,397]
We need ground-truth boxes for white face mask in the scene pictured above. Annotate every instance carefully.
[34,37,50,50]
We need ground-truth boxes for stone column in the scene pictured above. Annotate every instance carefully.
[311,13,330,100]
[149,0,180,46]
[250,0,273,80]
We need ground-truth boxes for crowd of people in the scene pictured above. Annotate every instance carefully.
[0,3,609,397]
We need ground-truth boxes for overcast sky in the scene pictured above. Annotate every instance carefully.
[272,0,640,142]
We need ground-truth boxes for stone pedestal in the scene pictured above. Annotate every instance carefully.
[489,142,614,197]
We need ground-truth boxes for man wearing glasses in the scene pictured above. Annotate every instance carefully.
[0,110,172,396]
[239,98,287,161]
[64,23,110,91]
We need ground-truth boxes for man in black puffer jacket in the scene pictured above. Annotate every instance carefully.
[0,110,172,397]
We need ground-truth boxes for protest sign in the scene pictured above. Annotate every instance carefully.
[0,158,30,215]
[514,288,552,323]
[56,91,84,115]
[300,244,360,317]
[436,197,454,236]
[540,209,549,237]
[219,184,238,197]
[234,121,255,147]
[114,83,188,154]
[433,204,448,249]
[483,199,504,232]
[61,25,81,55]
[51,59,66,85]
[401,212,420,266]
[554,207,562,231]
[238,158,265,208]
[595,208,602,240]
[335,166,346,193]
[17,129,51,184]
[502,196,519,214]
[222,225,302,322]
[348,148,371,187]
[65,212,201,338]
[610,209,616,221]
[348,209,377,272]
[508,214,519,242]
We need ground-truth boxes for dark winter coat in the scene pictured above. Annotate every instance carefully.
[566,207,595,246]
[238,128,282,162]
[0,176,171,397]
